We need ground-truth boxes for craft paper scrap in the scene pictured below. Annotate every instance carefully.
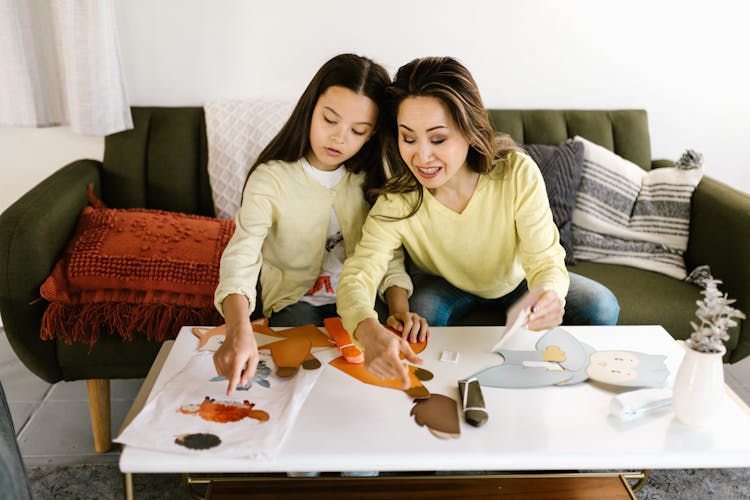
[115,348,322,459]
[491,306,530,352]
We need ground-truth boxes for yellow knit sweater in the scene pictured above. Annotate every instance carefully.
[337,151,569,334]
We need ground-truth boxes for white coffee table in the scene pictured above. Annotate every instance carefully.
[119,325,750,498]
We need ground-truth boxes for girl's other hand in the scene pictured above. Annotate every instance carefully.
[526,288,565,330]
[355,317,422,389]
[213,321,259,396]
[386,311,430,343]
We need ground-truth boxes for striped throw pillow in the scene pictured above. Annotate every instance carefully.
[571,136,703,279]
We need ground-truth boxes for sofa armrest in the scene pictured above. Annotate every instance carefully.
[650,159,674,169]
[0,159,102,382]
[686,176,750,363]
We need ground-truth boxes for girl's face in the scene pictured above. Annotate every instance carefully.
[307,85,378,171]
[397,96,471,192]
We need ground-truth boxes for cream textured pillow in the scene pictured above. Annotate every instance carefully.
[571,136,703,279]
[205,99,294,220]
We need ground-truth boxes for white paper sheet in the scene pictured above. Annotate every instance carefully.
[115,348,323,460]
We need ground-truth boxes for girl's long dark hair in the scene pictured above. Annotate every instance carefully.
[243,53,391,205]
[373,56,520,216]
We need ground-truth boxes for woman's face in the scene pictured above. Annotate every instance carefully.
[307,85,377,171]
[397,96,471,191]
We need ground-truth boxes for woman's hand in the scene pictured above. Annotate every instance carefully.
[355,317,423,389]
[386,311,430,343]
[528,289,565,329]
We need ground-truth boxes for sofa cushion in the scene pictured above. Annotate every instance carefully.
[571,136,703,279]
[524,140,585,264]
[39,189,234,344]
[204,99,294,220]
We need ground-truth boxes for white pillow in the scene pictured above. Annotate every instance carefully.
[571,136,703,279]
[204,99,294,220]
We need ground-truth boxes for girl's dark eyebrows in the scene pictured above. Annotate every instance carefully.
[398,124,447,132]
[324,106,373,126]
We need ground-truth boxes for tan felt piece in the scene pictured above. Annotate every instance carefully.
[257,323,332,349]
[269,337,312,378]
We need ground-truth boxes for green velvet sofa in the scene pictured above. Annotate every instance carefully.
[1,107,748,453]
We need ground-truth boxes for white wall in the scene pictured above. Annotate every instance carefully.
[2,0,749,213]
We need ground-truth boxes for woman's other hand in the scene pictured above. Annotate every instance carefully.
[527,288,565,330]
[355,317,422,389]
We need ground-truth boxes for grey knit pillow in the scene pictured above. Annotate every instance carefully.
[524,140,585,264]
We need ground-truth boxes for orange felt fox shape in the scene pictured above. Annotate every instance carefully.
[324,316,432,398]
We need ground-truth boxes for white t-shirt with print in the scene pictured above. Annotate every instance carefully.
[299,158,346,307]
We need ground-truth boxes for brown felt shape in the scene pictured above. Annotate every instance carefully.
[301,352,321,370]
[410,394,460,439]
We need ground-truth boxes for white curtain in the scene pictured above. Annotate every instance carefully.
[0,0,132,135]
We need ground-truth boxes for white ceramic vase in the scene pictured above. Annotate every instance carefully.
[672,344,725,426]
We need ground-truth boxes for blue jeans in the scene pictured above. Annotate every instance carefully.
[269,300,389,328]
[268,302,338,327]
[409,271,619,327]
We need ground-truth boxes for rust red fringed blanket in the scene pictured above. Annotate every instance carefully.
[39,189,234,344]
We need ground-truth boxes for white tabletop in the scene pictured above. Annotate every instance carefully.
[119,325,750,473]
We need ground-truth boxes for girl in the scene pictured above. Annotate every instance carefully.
[337,57,619,387]
[213,54,426,396]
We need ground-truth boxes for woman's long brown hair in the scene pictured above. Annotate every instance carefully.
[373,56,520,217]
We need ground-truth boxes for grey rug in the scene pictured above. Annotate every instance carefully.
[27,465,750,499]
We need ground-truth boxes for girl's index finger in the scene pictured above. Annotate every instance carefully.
[226,368,240,396]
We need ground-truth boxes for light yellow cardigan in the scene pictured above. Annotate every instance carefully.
[214,159,413,318]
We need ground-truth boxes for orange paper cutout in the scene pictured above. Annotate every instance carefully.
[324,316,364,364]
[256,322,331,377]
[194,320,328,377]
[327,324,431,397]
[329,357,431,399]
[256,323,333,350]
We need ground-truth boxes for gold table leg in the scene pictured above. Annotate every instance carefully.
[123,472,133,500]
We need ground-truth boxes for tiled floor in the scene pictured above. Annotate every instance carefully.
[2,326,750,466]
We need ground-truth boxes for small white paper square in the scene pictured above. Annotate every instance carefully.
[440,350,460,363]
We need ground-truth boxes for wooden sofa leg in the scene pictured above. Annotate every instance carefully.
[86,379,111,452]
